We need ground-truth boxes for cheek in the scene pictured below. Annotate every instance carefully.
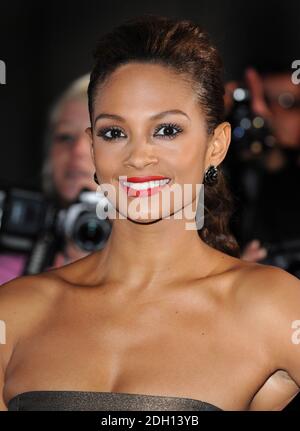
[92,134,206,184]
[93,144,123,178]
[171,142,206,184]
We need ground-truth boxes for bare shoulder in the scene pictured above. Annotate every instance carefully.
[210,253,300,346]
[235,261,300,407]
[0,249,108,358]
[0,270,64,370]
[227,259,300,321]
[49,250,104,286]
[0,268,65,313]
[231,260,300,374]
[0,269,71,410]
[232,260,300,310]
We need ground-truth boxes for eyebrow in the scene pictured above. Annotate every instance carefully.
[94,109,190,126]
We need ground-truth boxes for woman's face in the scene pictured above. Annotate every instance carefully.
[88,62,229,222]
[50,99,96,204]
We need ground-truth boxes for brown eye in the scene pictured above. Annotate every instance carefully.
[96,122,183,142]
[97,126,126,141]
[154,122,183,139]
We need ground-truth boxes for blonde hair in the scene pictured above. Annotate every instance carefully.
[41,73,90,198]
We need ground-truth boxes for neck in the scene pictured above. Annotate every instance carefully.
[95,213,219,290]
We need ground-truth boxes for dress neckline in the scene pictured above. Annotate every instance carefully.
[7,389,223,410]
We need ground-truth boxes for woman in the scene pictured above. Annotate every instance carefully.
[1,15,300,411]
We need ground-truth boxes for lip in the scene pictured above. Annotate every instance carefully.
[125,175,170,183]
[119,177,171,197]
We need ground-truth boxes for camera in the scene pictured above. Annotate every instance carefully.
[224,86,300,279]
[0,187,112,274]
[226,86,276,160]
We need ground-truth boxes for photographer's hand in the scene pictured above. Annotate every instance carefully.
[245,67,273,122]
[241,239,268,262]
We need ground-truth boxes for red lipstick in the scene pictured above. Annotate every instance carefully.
[119,175,171,197]
[125,175,170,182]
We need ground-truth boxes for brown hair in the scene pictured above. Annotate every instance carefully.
[87,14,241,258]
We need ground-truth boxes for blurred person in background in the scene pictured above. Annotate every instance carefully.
[42,74,97,266]
[224,66,300,274]
[0,74,97,284]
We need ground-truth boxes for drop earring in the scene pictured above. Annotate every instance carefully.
[204,165,218,185]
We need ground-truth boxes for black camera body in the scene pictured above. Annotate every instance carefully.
[0,187,112,274]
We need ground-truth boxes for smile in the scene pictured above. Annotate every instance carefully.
[119,178,171,197]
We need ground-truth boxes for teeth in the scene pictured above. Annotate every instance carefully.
[121,179,170,190]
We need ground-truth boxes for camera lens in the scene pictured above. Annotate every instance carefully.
[73,212,111,251]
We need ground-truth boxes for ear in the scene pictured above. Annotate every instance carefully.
[205,122,231,167]
[85,126,95,165]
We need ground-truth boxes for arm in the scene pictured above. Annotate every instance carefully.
[271,269,300,388]
[247,266,300,410]
[248,369,300,411]
[0,352,7,411]
[0,273,59,410]
[0,278,21,411]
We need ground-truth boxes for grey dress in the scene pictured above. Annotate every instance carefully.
[7,390,223,411]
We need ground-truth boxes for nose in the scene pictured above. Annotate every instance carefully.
[124,139,159,170]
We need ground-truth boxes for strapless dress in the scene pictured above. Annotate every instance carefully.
[7,390,223,411]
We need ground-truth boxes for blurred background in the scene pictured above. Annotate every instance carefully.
[1,0,300,273]
[0,0,300,410]
[1,0,299,187]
